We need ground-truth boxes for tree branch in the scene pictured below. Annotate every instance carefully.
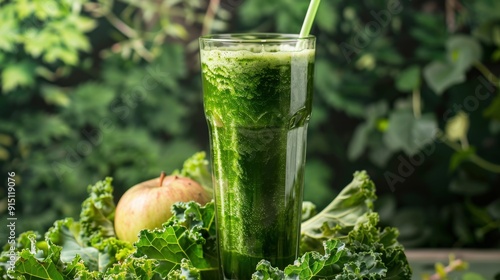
[201,0,221,35]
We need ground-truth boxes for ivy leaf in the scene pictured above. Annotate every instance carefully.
[384,110,438,156]
[1,61,36,93]
[423,61,466,95]
[395,66,421,92]
[446,35,482,72]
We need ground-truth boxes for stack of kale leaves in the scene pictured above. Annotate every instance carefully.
[0,153,411,279]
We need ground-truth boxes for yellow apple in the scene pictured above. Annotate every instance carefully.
[114,172,211,243]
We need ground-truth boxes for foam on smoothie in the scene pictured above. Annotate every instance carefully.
[201,45,314,70]
[201,46,314,99]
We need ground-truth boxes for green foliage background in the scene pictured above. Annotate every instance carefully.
[1,0,499,249]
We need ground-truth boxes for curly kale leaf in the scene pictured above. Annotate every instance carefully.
[80,177,116,244]
[171,151,213,193]
[301,171,377,253]
[252,239,387,279]
[134,201,218,278]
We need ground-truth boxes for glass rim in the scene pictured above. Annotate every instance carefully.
[199,33,315,43]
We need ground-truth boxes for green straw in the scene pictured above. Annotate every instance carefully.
[299,0,321,37]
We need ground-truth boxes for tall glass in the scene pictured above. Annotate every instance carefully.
[199,34,315,279]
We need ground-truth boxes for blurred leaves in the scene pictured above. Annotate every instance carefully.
[449,173,490,196]
[484,94,500,121]
[449,147,476,172]
[447,36,482,72]
[423,35,482,94]
[2,61,36,92]
[423,61,466,95]
[396,66,421,93]
[384,110,437,156]
[0,0,205,235]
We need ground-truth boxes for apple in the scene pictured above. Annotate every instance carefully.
[114,171,211,243]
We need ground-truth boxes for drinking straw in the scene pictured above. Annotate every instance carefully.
[299,0,322,37]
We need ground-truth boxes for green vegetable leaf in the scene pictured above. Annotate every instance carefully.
[47,218,101,272]
[253,237,404,280]
[284,240,349,278]
[104,257,160,279]
[134,226,212,278]
[11,240,65,280]
[168,201,216,239]
[300,171,376,253]
[1,159,411,279]
[167,259,202,280]
[134,201,218,278]
[172,151,213,193]
[80,177,117,244]
[302,201,318,222]
[252,260,285,279]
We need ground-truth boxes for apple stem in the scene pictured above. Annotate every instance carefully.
[159,171,166,186]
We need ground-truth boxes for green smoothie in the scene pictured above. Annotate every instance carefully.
[200,36,315,279]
